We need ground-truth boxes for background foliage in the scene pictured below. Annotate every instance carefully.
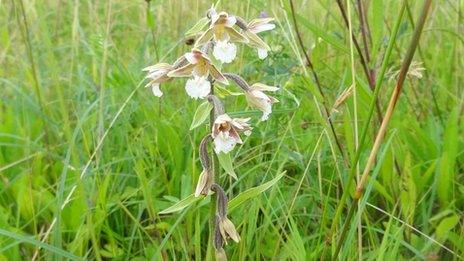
[0,0,462,260]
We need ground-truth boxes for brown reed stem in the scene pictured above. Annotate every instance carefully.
[331,1,432,259]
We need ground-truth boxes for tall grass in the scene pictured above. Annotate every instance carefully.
[0,0,462,260]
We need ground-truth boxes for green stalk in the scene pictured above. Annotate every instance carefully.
[331,0,432,259]
[323,0,408,255]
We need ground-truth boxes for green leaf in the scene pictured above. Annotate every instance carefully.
[295,14,348,54]
[437,108,459,205]
[229,171,285,212]
[0,229,82,261]
[185,17,209,36]
[436,214,459,240]
[217,152,237,179]
[159,194,203,214]
[189,101,213,130]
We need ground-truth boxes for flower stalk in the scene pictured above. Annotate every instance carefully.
[142,6,279,260]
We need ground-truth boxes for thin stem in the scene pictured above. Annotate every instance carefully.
[344,0,362,258]
[336,0,384,123]
[288,0,349,168]
[323,1,407,256]
[15,0,51,153]
[331,1,432,259]
[356,0,432,196]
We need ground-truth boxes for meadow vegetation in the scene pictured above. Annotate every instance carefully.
[0,0,463,260]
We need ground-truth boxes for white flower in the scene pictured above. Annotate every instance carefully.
[248,18,276,34]
[213,40,237,64]
[142,63,173,97]
[243,18,275,60]
[212,114,251,154]
[195,10,248,63]
[245,83,279,121]
[168,49,228,83]
[167,49,229,98]
[196,11,248,45]
[185,76,211,99]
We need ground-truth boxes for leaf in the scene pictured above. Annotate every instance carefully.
[229,171,285,212]
[217,152,237,179]
[0,229,82,261]
[437,108,459,205]
[436,214,459,240]
[295,14,348,54]
[189,101,213,130]
[185,17,209,37]
[158,194,203,214]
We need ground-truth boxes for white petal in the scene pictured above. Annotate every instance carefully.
[251,83,279,92]
[215,114,232,124]
[250,23,275,34]
[185,77,211,99]
[184,52,198,64]
[151,83,163,97]
[225,16,237,27]
[260,102,272,121]
[214,134,236,154]
[213,41,237,64]
[258,48,268,59]
[211,13,220,25]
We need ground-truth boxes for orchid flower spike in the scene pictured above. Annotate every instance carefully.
[142,63,174,97]
[167,49,228,99]
[212,114,252,154]
[242,17,275,59]
[245,83,279,121]
[196,9,248,64]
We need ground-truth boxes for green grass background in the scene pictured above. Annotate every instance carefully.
[0,0,463,260]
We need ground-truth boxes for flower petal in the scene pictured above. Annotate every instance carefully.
[194,170,210,197]
[184,52,199,64]
[195,28,214,47]
[213,40,237,64]
[225,27,248,43]
[250,83,279,92]
[151,83,163,97]
[185,76,211,99]
[221,218,240,243]
[250,23,275,34]
[209,64,229,85]
[214,134,236,154]
[225,16,237,27]
[248,18,275,29]
[142,63,172,72]
[244,31,270,50]
[257,48,268,59]
[167,63,195,77]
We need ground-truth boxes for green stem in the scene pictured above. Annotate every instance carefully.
[330,0,432,259]
[323,0,407,256]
